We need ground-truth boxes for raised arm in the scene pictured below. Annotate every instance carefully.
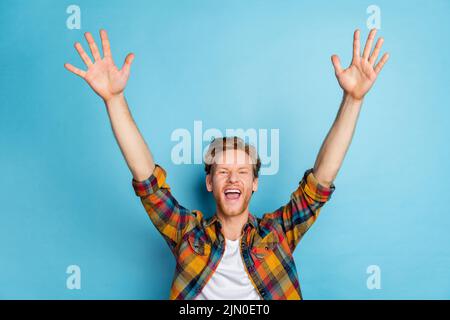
[64,29,155,181]
[313,28,389,186]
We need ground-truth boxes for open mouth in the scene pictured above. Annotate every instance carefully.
[224,188,241,201]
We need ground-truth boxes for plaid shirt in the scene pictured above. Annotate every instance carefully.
[132,164,335,300]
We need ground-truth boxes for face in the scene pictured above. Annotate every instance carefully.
[206,149,258,217]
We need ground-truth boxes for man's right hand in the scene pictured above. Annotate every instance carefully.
[64,29,134,103]
[65,29,154,181]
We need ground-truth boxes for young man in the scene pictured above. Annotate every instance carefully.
[64,28,388,299]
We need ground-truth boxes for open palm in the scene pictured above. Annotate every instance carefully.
[331,29,389,100]
[64,30,134,102]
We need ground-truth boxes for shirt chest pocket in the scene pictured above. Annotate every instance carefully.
[187,232,211,256]
[251,232,280,259]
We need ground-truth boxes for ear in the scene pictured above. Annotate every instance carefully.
[252,177,259,193]
[205,174,213,192]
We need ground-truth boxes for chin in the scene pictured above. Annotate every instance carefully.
[214,192,251,217]
[219,201,248,217]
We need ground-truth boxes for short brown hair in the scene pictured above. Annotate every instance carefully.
[204,136,261,178]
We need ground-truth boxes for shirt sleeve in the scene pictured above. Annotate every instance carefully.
[132,164,196,255]
[260,168,336,252]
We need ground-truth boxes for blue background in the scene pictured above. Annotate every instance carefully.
[1,0,449,299]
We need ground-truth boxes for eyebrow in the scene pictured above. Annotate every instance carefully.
[216,166,250,171]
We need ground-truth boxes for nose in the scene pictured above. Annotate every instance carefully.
[227,171,239,183]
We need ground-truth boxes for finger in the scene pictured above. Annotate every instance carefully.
[374,52,389,74]
[362,28,377,60]
[100,29,113,60]
[84,32,101,61]
[121,53,135,76]
[351,29,361,64]
[74,42,93,67]
[64,63,86,78]
[331,54,343,75]
[368,37,384,66]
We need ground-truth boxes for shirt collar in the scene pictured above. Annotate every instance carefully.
[205,212,258,230]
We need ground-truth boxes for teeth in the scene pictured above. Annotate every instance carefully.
[224,189,241,194]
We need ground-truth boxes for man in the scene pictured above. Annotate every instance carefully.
[64,28,388,299]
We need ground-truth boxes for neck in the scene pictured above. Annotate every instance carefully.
[216,208,250,241]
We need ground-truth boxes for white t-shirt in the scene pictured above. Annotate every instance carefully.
[195,237,262,300]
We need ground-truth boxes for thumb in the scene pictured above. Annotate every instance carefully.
[121,53,135,76]
[331,54,343,75]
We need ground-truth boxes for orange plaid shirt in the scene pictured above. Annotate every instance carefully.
[132,164,335,299]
